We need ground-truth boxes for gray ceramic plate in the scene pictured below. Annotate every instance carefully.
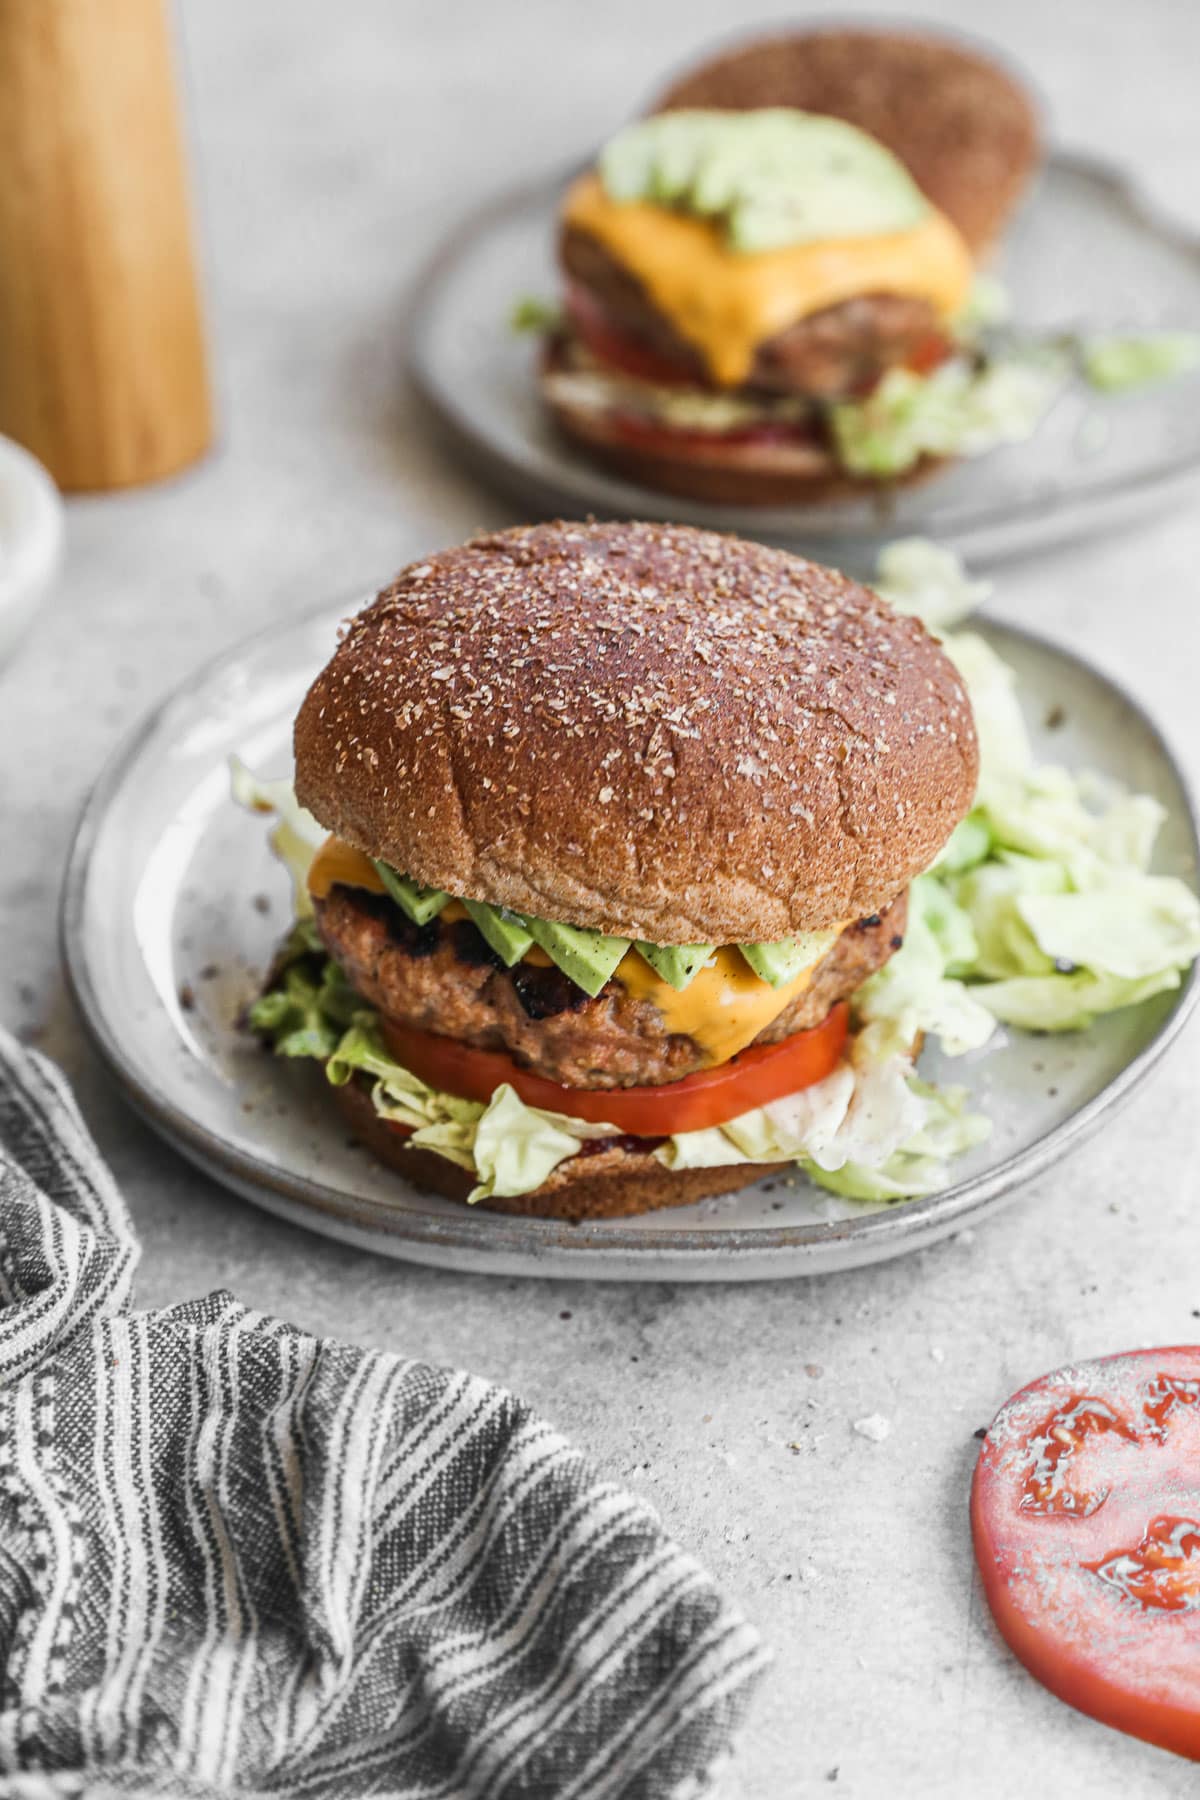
[61,607,1199,1281]
[409,153,1200,571]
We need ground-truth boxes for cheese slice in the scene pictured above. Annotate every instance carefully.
[307,836,387,900]
[562,172,973,388]
[615,938,840,1067]
[307,837,469,920]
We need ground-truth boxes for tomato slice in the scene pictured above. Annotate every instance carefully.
[379,1002,848,1137]
[565,283,697,387]
[972,1347,1200,1760]
[905,331,957,376]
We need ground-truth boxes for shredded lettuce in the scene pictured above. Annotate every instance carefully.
[853,617,1200,1042]
[874,537,992,632]
[830,354,1065,477]
[831,323,1200,481]
[807,1081,992,1202]
[326,1017,618,1201]
[231,757,324,916]
[852,876,996,1058]
[1018,879,1200,982]
[943,846,1200,1031]
[1081,331,1200,393]
[951,273,1012,337]
[247,919,360,1057]
[942,632,1033,787]
[659,1030,989,1199]
[510,294,563,335]
[473,1088,619,1200]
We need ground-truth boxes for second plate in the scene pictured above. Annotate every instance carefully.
[409,153,1200,568]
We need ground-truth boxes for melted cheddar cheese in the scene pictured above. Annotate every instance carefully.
[307,836,467,919]
[307,836,386,899]
[615,942,834,1066]
[562,172,973,388]
[306,835,839,1064]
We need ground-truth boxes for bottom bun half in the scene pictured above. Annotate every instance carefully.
[334,1077,784,1223]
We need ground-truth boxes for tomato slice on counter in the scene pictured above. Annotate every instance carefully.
[971,1346,1200,1760]
[379,1001,848,1137]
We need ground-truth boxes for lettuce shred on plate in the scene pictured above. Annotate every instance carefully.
[1080,331,1200,393]
[825,322,1200,476]
[241,546,1200,1205]
[830,352,1067,478]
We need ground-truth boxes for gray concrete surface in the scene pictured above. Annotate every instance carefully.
[4,1,1200,1792]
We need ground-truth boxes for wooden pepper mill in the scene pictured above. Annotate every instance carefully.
[0,0,213,492]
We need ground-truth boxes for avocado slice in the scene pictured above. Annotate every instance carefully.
[647,114,710,205]
[373,862,449,926]
[602,121,665,203]
[463,898,534,967]
[599,110,928,254]
[521,917,631,998]
[634,942,714,991]
[739,931,839,989]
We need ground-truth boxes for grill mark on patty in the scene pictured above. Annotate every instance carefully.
[344,887,443,958]
[510,962,593,1019]
[446,917,506,971]
[315,882,908,1089]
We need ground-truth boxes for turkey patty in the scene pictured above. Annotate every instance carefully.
[315,885,908,1090]
[562,225,945,400]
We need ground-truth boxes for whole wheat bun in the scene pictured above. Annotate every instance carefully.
[334,1077,781,1221]
[294,521,977,944]
[651,26,1040,255]
[542,369,945,508]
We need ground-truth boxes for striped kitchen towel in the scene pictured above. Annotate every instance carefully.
[0,1026,767,1798]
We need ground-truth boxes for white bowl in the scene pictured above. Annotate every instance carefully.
[0,436,64,666]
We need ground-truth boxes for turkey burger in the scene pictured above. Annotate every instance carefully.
[251,520,979,1220]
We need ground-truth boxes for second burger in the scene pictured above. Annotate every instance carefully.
[538,106,1049,502]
